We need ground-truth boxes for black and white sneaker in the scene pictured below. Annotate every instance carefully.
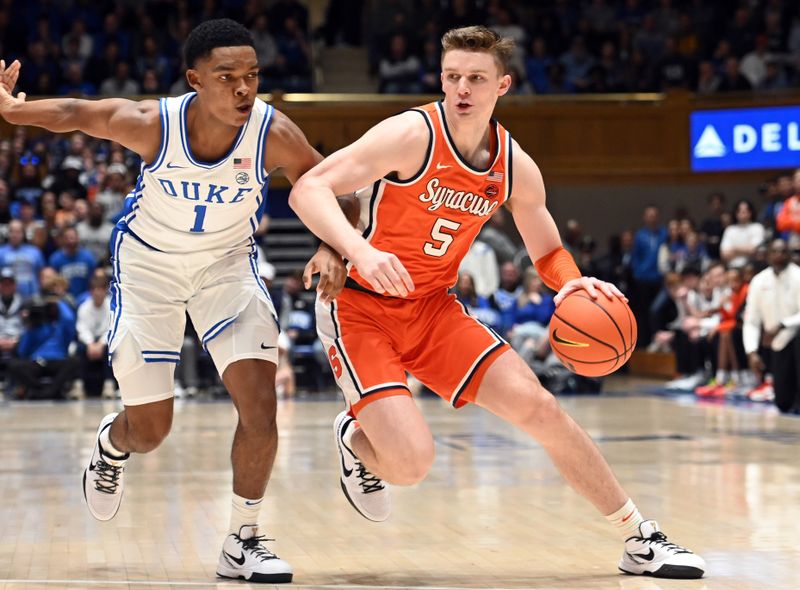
[334,411,390,522]
[216,525,293,583]
[619,520,706,579]
[83,412,129,521]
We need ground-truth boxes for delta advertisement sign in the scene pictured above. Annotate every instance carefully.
[690,106,800,172]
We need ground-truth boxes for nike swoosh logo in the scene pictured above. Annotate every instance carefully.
[260,343,276,350]
[166,163,185,169]
[621,509,635,523]
[551,329,589,348]
[338,421,353,477]
[244,499,262,506]
[225,551,246,566]
[436,163,451,170]
[631,549,655,561]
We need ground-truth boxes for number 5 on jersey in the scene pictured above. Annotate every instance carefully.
[424,218,461,257]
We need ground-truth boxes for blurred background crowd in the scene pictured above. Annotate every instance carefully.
[0,0,798,96]
[1,0,800,415]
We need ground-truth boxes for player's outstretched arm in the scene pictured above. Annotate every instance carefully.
[289,112,427,297]
[0,59,160,160]
[507,141,624,306]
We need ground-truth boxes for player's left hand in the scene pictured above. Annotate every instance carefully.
[304,243,347,304]
[554,276,627,307]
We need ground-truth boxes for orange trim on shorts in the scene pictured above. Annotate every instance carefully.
[350,386,412,417]
[452,343,511,408]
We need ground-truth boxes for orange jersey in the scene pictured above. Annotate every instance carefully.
[350,101,513,298]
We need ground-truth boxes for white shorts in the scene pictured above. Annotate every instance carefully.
[107,230,279,405]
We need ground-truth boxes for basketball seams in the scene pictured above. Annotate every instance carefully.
[572,293,628,354]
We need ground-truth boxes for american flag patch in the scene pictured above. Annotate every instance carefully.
[233,157,252,169]
[487,170,504,182]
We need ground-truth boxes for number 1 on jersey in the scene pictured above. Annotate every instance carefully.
[190,204,207,233]
[424,218,461,257]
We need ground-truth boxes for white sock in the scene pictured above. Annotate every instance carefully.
[606,499,645,541]
[99,425,127,463]
[229,493,262,536]
[715,369,728,384]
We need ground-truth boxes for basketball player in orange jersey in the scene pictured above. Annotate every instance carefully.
[290,27,705,579]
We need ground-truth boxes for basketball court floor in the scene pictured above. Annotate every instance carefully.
[1,387,798,590]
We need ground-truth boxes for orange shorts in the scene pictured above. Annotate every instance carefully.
[315,285,510,415]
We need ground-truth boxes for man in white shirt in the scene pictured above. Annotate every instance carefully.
[743,239,800,414]
[74,274,114,398]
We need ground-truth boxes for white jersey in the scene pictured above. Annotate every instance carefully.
[118,92,274,252]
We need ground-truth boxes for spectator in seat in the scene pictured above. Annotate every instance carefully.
[0,220,45,300]
[454,272,501,331]
[48,226,97,300]
[74,273,114,399]
[0,268,24,388]
[488,261,522,337]
[631,205,667,347]
[378,33,421,94]
[77,201,114,265]
[6,294,78,400]
[699,192,726,259]
[508,267,555,363]
[775,168,800,240]
[720,199,764,269]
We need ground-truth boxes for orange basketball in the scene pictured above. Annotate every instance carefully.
[549,292,637,377]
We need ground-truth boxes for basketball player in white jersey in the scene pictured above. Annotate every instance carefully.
[0,19,351,583]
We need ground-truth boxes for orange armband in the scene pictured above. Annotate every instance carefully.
[534,246,581,291]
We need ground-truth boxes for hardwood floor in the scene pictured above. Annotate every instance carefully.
[0,391,797,590]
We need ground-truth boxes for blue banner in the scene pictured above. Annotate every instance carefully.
[690,106,800,172]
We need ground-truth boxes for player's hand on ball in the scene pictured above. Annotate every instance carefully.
[554,276,627,307]
[351,243,414,297]
[304,243,347,304]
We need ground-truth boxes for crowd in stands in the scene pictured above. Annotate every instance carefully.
[360,0,800,95]
[0,0,313,96]
[2,124,800,414]
[442,168,800,414]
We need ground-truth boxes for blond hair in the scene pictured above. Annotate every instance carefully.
[441,26,515,74]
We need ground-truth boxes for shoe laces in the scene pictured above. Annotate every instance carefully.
[93,459,123,494]
[356,462,385,494]
[239,534,278,561]
[643,531,691,554]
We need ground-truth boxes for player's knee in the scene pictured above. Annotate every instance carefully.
[236,385,278,433]
[386,440,435,485]
[516,378,564,430]
[130,414,172,453]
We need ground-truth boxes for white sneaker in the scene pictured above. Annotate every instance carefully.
[216,525,293,583]
[83,413,129,521]
[619,520,705,579]
[334,411,390,522]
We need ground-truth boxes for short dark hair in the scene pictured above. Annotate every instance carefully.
[184,19,255,68]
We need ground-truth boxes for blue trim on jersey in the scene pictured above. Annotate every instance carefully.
[106,229,126,350]
[255,104,274,185]
[202,316,238,350]
[178,93,249,168]
[124,226,164,252]
[143,98,169,172]
[256,179,269,224]
[142,350,180,356]
[144,358,180,364]
[201,315,235,341]
[248,239,273,304]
